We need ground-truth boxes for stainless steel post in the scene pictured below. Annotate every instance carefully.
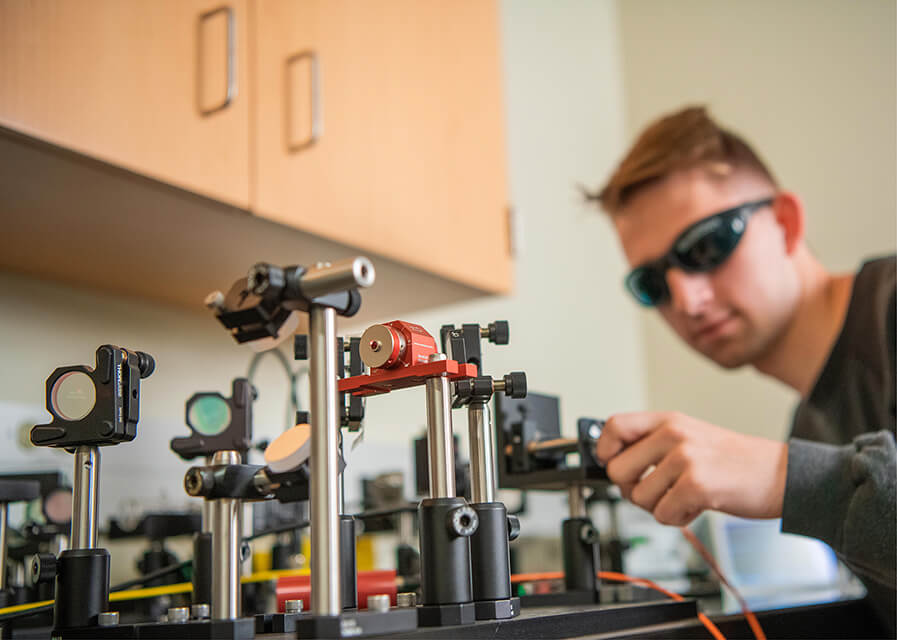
[210,450,241,620]
[468,402,496,504]
[568,484,587,519]
[0,503,7,590]
[71,446,100,550]
[309,304,341,616]
[425,353,455,499]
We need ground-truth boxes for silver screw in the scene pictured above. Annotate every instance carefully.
[168,606,190,624]
[367,594,390,612]
[396,592,417,608]
[285,599,303,614]
[97,611,119,627]
[588,422,602,440]
[191,603,210,620]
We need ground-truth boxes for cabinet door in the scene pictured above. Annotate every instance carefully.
[253,0,511,293]
[0,0,251,208]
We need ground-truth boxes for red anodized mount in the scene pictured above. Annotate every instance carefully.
[338,320,477,397]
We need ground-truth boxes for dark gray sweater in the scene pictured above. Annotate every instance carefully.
[783,255,896,634]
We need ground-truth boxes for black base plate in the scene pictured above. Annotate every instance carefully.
[254,612,301,633]
[417,602,476,627]
[520,589,599,608]
[473,597,520,620]
[55,617,255,640]
[294,608,417,638]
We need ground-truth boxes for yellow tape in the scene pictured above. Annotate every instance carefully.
[0,567,315,617]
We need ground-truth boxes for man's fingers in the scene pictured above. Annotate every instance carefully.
[629,453,686,513]
[653,474,703,527]
[596,412,670,463]
[604,427,681,486]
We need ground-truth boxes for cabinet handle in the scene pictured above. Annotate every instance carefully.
[197,5,236,117]
[285,50,322,152]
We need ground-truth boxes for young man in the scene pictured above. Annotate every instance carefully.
[589,106,895,629]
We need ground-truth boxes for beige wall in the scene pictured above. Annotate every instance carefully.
[0,0,637,538]
[616,0,897,438]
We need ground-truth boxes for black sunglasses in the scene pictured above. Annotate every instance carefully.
[625,198,775,306]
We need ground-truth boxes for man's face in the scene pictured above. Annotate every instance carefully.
[613,168,801,368]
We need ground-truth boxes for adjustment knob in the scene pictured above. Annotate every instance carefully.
[135,351,155,378]
[501,372,527,399]
[486,321,509,345]
[507,514,521,542]
[30,553,57,585]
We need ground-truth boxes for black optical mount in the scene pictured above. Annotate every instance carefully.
[169,377,257,617]
[294,334,366,431]
[29,345,154,639]
[31,344,154,448]
[496,391,610,606]
[207,262,362,345]
[438,321,525,621]
[171,378,256,461]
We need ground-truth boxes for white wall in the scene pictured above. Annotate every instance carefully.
[616,0,897,439]
[0,0,638,539]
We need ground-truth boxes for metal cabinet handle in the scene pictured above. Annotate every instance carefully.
[197,5,236,117]
[285,50,322,152]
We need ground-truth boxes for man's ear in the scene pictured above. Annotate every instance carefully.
[771,191,805,255]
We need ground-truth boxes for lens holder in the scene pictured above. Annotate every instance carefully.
[31,345,155,449]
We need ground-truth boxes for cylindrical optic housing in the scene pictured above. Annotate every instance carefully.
[299,257,375,299]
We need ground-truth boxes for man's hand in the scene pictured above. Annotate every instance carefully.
[596,412,788,526]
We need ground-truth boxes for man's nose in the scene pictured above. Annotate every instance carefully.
[666,268,712,315]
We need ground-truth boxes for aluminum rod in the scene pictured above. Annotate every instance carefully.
[0,503,7,590]
[210,450,240,620]
[309,305,341,616]
[425,354,455,499]
[299,257,375,299]
[468,402,496,504]
[71,446,100,550]
[568,484,587,519]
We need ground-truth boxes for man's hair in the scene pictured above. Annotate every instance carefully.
[588,106,778,214]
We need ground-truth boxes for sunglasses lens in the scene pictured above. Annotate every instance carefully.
[676,212,744,271]
[626,267,668,306]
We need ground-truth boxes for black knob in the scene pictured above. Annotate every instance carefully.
[135,351,155,378]
[579,523,600,545]
[295,411,310,425]
[30,553,57,585]
[502,372,527,399]
[487,321,509,345]
[294,335,309,361]
[507,514,521,542]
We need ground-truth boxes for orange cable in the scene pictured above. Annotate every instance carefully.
[511,570,726,640]
[679,526,766,640]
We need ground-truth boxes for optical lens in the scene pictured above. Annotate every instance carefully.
[626,267,668,306]
[50,371,96,421]
[188,396,232,436]
[676,211,743,271]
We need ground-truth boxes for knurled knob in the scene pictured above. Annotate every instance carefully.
[30,553,57,585]
[502,372,527,399]
[487,321,510,345]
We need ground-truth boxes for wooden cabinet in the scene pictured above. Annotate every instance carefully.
[0,0,251,208]
[0,0,511,298]
[251,0,511,293]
